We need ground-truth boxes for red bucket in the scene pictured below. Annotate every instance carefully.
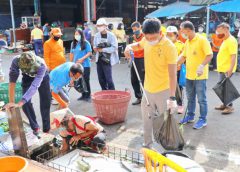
[92,90,131,124]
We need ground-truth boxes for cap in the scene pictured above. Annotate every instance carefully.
[51,28,63,36]
[166,26,178,33]
[96,18,107,26]
[18,52,41,77]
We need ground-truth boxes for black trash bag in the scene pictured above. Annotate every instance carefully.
[153,110,184,151]
[175,84,182,105]
[74,77,88,93]
[213,77,240,106]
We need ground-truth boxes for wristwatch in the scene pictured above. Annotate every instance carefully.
[169,96,176,101]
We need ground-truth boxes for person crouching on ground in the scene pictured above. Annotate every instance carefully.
[50,62,84,109]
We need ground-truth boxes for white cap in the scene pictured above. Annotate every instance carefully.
[96,18,107,26]
[166,26,178,33]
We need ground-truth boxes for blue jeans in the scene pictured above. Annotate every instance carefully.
[186,79,208,121]
[33,39,43,56]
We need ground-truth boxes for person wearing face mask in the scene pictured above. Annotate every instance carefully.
[125,18,178,148]
[44,28,66,72]
[70,28,92,101]
[178,21,213,129]
[50,63,84,109]
[197,25,207,38]
[215,23,238,115]
[129,21,145,105]
[113,23,127,59]
[93,18,119,90]
[166,26,185,114]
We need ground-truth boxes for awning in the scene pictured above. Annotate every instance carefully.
[145,2,205,18]
[210,0,240,12]
[190,0,222,5]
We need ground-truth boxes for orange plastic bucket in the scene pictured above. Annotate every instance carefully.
[0,156,28,172]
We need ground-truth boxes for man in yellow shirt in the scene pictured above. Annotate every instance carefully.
[125,19,178,148]
[215,23,238,114]
[31,25,44,56]
[113,23,127,59]
[166,26,185,114]
[178,21,213,129]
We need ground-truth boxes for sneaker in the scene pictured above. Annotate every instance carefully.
[215,104,226,111]
[33,128,41,138]
[179,115,195,125]
[77,96,85,101]
[222,106,234,115]
[132,99,141,105]
[51,99,58,105]
[178,106,184,114]
[193,119,207,129]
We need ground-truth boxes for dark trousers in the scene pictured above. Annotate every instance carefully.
[177,70,183,106]
[43,35,49,42]
[211,51,218,70]
[118,42,126,59]
[82,67,91,98]
[22,74,51,132]
[131,58,145,99]
[33,39,43,56]
[97,60,115,90]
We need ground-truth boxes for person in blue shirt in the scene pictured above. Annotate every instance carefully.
[43,23,50,42]
[50,62,84,109]
[70,28,92,101]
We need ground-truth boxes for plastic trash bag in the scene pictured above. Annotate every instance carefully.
[213,77,240,106]
[153,110,184,151]
[179,64,186,87]
[175,84,182,105]
[74,77,88,93]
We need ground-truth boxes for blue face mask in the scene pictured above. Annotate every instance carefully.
[133,30,140,35]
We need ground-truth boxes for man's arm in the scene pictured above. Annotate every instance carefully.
[168,64,177,97]
[201,54,213,66]
[227,54,237,77]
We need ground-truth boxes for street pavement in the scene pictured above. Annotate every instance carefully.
[1,52,240,171]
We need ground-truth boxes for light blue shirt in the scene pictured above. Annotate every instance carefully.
[50,62,74,93]
[43,25,49,36]
[70,41,92,68]
[93,31,119,66]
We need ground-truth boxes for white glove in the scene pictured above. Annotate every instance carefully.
[167,99,178,114]
[197,64,204,76]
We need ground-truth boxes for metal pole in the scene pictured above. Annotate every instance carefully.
[87,0,91,22]
[9,0,16,49]
[206,5,210,37]
[136,0,138,21]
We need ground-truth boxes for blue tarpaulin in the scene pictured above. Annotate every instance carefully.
[145,2,205,18]
[210,0,240,12]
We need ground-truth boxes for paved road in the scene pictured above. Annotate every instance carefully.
[1,53,240,171]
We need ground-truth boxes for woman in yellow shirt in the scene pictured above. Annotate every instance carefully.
[166,26,185,114]
[113,23,127,59]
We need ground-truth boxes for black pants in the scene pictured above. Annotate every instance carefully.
[43,35,49,42]
[82,67,91,98]
[118,42,126,59]
[21,74,51,132]
[177,70,183,106]
[131,58,145,99]
[97,60,115,90]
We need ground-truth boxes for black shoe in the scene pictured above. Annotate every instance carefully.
[83,96,91,102]
[77,96,85,101]
[132,99,141,105]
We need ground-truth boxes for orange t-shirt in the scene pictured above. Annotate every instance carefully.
[44,38,66,70]
[132,33,144,58]
[211,34,223,52]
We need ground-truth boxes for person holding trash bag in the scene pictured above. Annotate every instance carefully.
[125,18,178,148]
[178,21,213,129]
[70,28,92,102]
[50,62,84,109]
[215,23,238,114]
[166,26,185,114]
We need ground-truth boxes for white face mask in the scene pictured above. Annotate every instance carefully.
[181,33,188,40]
[97,26,106,32]
[75,35,81,41]
[148,39,159,46]
[198,28,204,33]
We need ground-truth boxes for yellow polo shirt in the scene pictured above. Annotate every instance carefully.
[174,40,184,55]
[183,34,213,80]
[217,35,238,73]
[139,36,178,93]
[31,28,43,40]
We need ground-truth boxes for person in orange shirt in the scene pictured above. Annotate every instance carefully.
[44,28,66,71]
[130,21,145,105]
[211,33,223,70]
